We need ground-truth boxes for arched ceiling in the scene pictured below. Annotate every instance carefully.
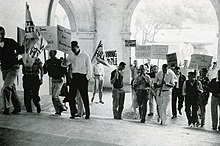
[48,0,95,32]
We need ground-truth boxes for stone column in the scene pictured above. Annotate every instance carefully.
[120,32,132,92]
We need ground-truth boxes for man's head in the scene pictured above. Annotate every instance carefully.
[212,62,217,69]
[162,64,168,74]
[139,65,145,74]
[183,60,188,67]
[199,68,208,77]
[188,72,196,81]
[0,26,5,42]
[133,60,137,66]
[118,62,126,71]
[49,50,57,59]
[151,65,158,74]
[71,41,80,54]
[174,66,181,75]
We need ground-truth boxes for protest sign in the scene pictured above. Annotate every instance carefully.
[151,45,168,59]
[36,26,57,50]
[166,53,178,67]
[105,50,117,65]
[188,54,213,69]
[57,25,72,54]
[135,45,151,59]
[125,40,136,47]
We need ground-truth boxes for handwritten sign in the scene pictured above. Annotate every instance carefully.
[188,54,213,69]
[125,40,136,47]
[36,26,57,50]
[135,45,151,59]
[57,25,72,54]
[166,53,177,67]
[151,45,168,59]
[105,50,117,65]
[36,25,72,54]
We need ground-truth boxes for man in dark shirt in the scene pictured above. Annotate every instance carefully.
[110,62,126,119]
[43,50,68,115]
[0,26,24,115]
[208,69,220,131]
[171,67,186,119]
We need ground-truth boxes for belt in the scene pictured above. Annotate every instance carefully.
[161,90,169,92]
[95,75,103,76]
[24,73,38,76]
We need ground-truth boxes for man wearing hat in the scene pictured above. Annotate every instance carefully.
[62,41,92,119]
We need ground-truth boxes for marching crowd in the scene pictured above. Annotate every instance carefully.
[129,57,220,130]
[1,26,220,131]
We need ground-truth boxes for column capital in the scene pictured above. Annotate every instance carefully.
[120,31,131,40]
[77,31,96,39]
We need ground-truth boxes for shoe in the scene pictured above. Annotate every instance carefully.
[55,112,61,115]
[3,108,10,115]
[27,110,32,113]
[189,123,195,128]
[212,127,217,130]
[148,113,153,116]
[85,115,90,119]
[161,121,167,126]
[70,116,75,119]
[62,107,67,111]
[99,101,104,104]
[75,114,81,117]
[91,98,94,102]
[171,115,177,119]
[178,109,182,115]
[37,106,41,113]
[63,105,68,110]
[140,119,145,123]
[196,122,201,127]
[11,108,21,114]
[157,117,161,123]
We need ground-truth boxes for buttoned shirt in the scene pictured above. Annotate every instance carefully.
[154,69,176,91]
[65,51,92,80]
[93,63,104,77]
[176,74,180,88]
[208,68,218,80]
[130,65,138,79]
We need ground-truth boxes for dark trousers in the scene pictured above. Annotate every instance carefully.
[185,99,198,125]
[23,75,41,112]
[112,88,125,119]
[2,68,21,110]
[172,88,184,116]
[198,93,209,125]
[68,73,90,117]
[137,90,149,121]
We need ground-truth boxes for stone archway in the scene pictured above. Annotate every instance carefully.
[122,0,220,68]
[47,0,95,32]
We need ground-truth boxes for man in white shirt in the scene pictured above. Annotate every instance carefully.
[91,61,104,104]
[62,41,92,119]
[154,64,176,125]
[208,62,218,80]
